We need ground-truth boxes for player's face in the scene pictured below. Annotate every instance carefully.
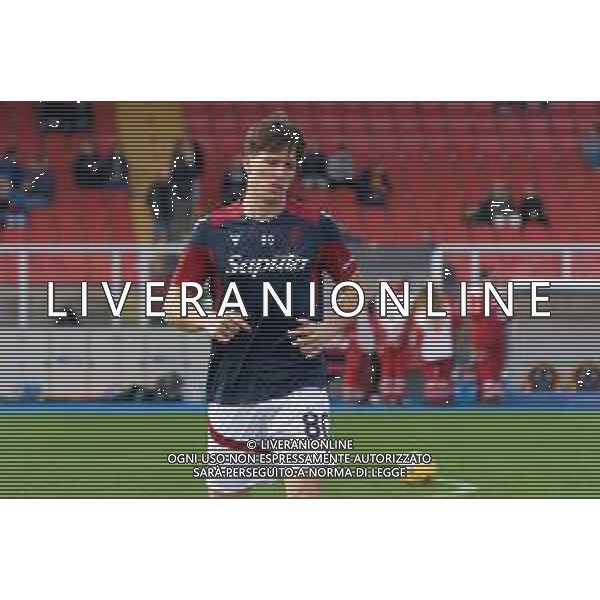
[245,148,297,197]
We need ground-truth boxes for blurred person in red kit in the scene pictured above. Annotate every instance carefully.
[342,303,378,403]
[468,270,508,404]
[411,267,462,405]
[375,282,413,405]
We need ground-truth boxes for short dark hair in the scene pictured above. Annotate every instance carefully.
[244,112,305,165]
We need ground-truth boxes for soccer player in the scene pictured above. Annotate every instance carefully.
[164,113,363,498]
[468,270,508,403]
[344,294,410,405]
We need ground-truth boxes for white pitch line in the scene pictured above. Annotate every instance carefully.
[436,477,478,495]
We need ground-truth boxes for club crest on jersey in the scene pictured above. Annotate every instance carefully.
[260,234,276,246]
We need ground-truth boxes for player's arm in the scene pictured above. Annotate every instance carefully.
[165,291,248,342]
[319,211,370,320]
[164,218,214,332]
[293,213,367,357]
[164,219,249,342]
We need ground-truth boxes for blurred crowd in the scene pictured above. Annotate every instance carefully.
[146,138,203,246]
[464,183,549,229]
[38,101,94,133]
[8,102,600,241]
[217,143,392,207]
[73,141,128,189]
[333,268,508,406]
[299,144,392,206]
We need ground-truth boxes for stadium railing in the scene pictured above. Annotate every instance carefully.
[1,243,600,325]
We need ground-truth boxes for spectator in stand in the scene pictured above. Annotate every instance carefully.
[326,143,354,187]
[104,143,129,188]
[189,139,204,178]
[28,155,54,201]
[73,140,104,187]
[171,139,203,239]
[73,101,94,132]
[172,139,204,204]
[583,125,600,169]
[9,155,56,213]
[38,102,68,130]
[147,164,175,245]
[356,165,391,205]
[171,139,195,203]
[300,146,328,189]
[493,203,522,228]
[520,185,549,226]
[465,182,514,226]
[189,139,204,209]
[222,157,246,205]
[147,164,180,293]
[0,148,27,189]
[464,201,491,226]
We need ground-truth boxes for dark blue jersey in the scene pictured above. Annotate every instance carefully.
[169,200,357,405]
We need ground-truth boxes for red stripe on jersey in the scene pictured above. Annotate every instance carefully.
[318,241,358,282]
[208,202,244,227]
[286,200,322,225]
[208,421,272,454]
[169,244,213,291]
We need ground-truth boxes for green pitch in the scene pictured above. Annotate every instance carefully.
[1,411,599,498]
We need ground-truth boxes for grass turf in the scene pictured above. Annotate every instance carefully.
[0,411,599,498]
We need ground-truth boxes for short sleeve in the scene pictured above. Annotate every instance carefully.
[167,218,214,288]
[317,212,358,283]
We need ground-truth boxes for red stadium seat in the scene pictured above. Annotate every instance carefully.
[0,102,134,284]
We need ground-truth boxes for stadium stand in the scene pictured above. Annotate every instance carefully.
[3,101,600,288]
[182,101,600,281]
[0,102,135,285]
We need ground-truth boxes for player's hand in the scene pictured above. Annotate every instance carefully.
[213,314,251,343]
[289,318,348,358]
